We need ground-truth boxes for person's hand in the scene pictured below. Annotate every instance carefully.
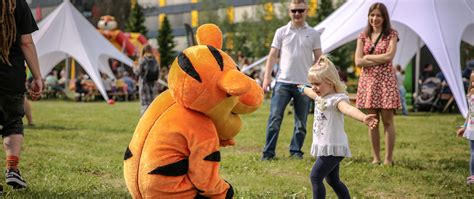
[29,77,43,101]
[219,139,235,147]
[363,114,378,129]
[457,127,465,137]
[261,77,272,93]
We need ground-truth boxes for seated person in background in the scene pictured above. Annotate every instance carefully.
[436,71,451,94]
[115,78,127,93]
[101,74,114,98]
[114,78,130,101]
[419,63,435,84]
[435,70,457,112]
[463,65,474,90]
[82,75,98,101]
[57,69,67,90]
[75,74,87,100]
[121,72,136,97]
[44,70,64,97]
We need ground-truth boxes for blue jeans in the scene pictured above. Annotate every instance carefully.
[262,82,310,157]
[470,140,474,175]
[399,86,408,115]
[310,156,350,199]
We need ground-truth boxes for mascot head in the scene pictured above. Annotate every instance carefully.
[168,24,263,142]
[98,15,118,31]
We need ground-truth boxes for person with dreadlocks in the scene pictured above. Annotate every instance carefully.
[0,0,42,189]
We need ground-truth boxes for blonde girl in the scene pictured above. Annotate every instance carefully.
[298,55,378,198]
[456,71,474,185]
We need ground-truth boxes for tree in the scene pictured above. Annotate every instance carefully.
[198,0,288,59]
[307,0,333,27]
[158,16,176,69]
[125,3,148,36]
[199,0,227,26]
[308,0,354,75]
[219,0,289,59]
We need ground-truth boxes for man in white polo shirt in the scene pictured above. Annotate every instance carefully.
[261,0,321,160]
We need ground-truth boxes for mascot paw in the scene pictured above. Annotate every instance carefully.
[219,139,236,147]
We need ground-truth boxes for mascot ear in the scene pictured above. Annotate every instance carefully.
[218,70,251,96]
[196,24,223,49]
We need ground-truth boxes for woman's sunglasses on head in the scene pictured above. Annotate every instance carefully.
[290,9,306,14]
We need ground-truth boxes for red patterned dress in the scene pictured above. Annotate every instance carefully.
[356,29,400,109]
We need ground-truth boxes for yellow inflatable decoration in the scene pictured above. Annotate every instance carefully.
[123,24,264,198]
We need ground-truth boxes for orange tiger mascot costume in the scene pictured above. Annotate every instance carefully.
[124,24,264,198]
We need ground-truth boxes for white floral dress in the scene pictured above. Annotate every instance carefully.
[310,93,352,157]
[464,95,474,140]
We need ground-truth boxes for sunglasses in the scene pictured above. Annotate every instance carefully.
[290,9,306,14]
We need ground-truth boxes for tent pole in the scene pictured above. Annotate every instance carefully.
[414,37,421,98]
[65,55,70,89]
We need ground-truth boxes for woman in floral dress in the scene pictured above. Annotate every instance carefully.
[355,2,399,166]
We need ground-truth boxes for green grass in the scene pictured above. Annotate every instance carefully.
[1,100,472,198]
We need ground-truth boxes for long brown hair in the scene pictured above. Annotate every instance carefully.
[365,2,391,38]
[141,44,153,57]
[0,0,17,66]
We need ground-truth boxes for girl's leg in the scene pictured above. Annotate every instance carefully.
[367,109,381,163]
[470,140,474,176]
[325,158,350,199]
[310,156,344,199]
[380,109,396,165]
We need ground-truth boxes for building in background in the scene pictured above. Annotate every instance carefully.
[28,0,317,51]
[141,0,292,50]
[28,0,96,22]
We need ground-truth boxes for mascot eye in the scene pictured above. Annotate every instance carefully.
[178,52,202,82]
[207,45,224,71]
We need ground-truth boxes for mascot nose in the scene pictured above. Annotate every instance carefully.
[217,70,263,114]
[217,70,251,96]
[233,77,264,114]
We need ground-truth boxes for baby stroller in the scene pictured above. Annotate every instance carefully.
[413,77,442,112]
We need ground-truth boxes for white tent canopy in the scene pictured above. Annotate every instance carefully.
[245,0,474,116]
[314,0,474,116]
[33,0,134,101]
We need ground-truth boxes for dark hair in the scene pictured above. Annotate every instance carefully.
[423,63,433,69]
[395,64,404,75]
[365,2,392,38]
[141,44,153,56]
[0,0,17,66]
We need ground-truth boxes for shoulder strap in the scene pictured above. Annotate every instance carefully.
[369,33,383,54]
[374,33,383,45]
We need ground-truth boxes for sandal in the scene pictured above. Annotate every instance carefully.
[371,160,381,165]
[383,161,395,167]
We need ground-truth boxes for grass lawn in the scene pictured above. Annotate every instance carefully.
[1,99,472,198]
